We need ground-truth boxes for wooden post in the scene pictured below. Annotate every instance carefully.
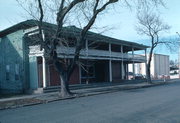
[145,49,148,80]
[109,43,112,82]
[126,64,129,80]
[109,60,112,82]
[132,47,135,79]
[121,45,124,79]
[79,63,81,84]
[42,55,47,88]
[42,30,47,88]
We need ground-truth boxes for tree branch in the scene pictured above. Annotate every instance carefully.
[67,0,118,79]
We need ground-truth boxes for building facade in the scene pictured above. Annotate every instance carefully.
[179,45,180,78]
[0,20,148,94]
[129,54,170,79]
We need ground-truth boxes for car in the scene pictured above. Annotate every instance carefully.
[135,74,145,80]
[127,72,134,80]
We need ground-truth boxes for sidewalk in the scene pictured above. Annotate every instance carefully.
[0,79,178,110]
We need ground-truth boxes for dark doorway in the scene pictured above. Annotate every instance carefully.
[95,60,109,82]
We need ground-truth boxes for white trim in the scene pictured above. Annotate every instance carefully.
[132,47,135,79]
[145,49,148,79]
[42,56,47,88]
[24,26,39,34]
[42,30,45,42]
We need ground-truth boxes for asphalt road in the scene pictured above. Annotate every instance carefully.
[1,80,180,123]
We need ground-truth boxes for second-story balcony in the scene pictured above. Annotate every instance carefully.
[56,46,146,62]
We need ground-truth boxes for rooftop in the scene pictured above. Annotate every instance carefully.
[0,19,149,50]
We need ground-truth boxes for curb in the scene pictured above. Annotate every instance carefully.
[0,101,43,110]
[0,81,174,110]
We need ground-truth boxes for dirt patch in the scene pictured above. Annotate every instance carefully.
[0,98,44,109]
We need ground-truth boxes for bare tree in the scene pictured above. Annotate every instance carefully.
[34,0,119,97]
[17,0,165,97]
[135,10,175,83]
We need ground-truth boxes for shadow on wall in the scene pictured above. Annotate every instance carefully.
[0,32,25,94]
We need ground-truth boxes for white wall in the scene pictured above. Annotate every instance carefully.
[153,54,170,77]
[128,54,170,79]
[179,46,180,78]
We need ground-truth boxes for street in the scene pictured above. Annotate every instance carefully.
[1,80,180,123]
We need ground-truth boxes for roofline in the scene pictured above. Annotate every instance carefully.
[0,20,37,37]
[153,53,169,57]
[0,19,149,50]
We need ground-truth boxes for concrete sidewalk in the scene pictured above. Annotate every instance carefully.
[0,79,178,110]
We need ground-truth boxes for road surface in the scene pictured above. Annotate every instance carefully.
[1,80,180,123]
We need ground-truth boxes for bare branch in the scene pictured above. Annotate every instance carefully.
[67,0,118,80]
[135,8,175,83]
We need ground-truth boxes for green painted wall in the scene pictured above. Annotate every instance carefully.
[0,30,25,93]
[29,56,38,89]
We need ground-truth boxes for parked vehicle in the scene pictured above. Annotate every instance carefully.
[135,74,145,80]
[127,72,134,80]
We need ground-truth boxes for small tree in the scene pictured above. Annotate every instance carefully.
[170,60,175,66]
[136,10,173,83]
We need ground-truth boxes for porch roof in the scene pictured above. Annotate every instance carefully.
[0,19,149,51]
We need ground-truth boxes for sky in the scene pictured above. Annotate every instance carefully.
[0,0,180,60]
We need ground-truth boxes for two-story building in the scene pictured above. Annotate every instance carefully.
[0,20,148,94]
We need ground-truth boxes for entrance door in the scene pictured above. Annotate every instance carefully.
[112,62,121,82]
[49,64,60,86]
[38,64,43,87]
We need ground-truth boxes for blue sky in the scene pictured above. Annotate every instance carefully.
[0,0,179,60]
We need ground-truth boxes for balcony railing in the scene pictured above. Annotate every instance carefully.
[56,46,146,61]
[29,45,44,56]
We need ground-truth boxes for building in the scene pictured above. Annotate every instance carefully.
[0,20,148,94]
[179,45,180,78]
[129,54,170,79]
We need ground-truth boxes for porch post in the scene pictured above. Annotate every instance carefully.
[85,40,88,57]
[126,64,129,80]
[109,60,112,82]
[42,55,47,88]
[132,47,135,79]
[121,45,124,79]
[41,30,47,88]
[109,43,112,82]
[145,49,148,79]
[79,63,82,84]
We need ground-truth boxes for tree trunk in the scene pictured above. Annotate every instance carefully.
[59,73,72,97]
[146,46,154,83]
[146,62,152,83]
[52,52,73,97]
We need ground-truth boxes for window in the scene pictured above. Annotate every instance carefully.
[6,65,10,80]
[15,64,19,80]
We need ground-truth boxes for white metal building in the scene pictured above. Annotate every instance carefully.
[179,46,180,78]
[129,54,170,79]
